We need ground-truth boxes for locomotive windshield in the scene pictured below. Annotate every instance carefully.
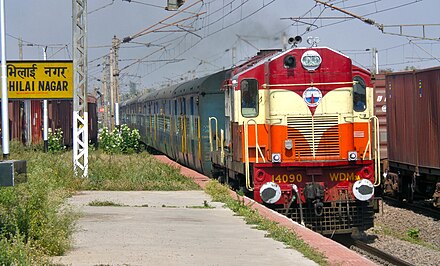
[241,79,259,117]
[353,76,366,112]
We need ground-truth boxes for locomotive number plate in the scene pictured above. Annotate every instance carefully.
[271,174,303,183]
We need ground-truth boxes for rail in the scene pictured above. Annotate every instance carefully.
[352,240,413,266]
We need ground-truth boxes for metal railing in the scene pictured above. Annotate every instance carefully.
[243,119,266,191]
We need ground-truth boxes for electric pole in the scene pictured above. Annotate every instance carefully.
[1,0,9,160]
[110,36,121,129]
[72,0,88,177]
[101,55,110,129]
[18,38,32,146]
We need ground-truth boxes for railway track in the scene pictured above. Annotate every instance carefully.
[332,235,413,266]
[382,196,440,220]
[350,240,413,266]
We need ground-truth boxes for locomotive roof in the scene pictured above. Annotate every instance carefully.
[232,46,352,77]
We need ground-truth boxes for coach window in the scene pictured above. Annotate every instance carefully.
[190,97,194,116]
[241,79,259,117]
[353,76,366,112]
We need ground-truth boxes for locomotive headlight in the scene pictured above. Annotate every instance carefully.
[260,182,282,204]
[348,151,358,161]
[272,153,281,163]
[285,139,293,150]
[231,79,238,88]
[353,179,374,201]
[301,50,322,71]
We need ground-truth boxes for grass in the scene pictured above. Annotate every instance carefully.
[88,200,126,207]
[205,180,329,266]
[78,151,200,191]
[186,200,214,209]
[372,223,440,252]
[0,141,200,265]
[2,141,327,265]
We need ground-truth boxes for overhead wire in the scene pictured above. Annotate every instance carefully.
[118,0,276,84]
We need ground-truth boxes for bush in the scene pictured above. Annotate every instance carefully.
[48,128,66,153]
[407,228,420,239]
[99,124,140,154]
[0,143,78,265]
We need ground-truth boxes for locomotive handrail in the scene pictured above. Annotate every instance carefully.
[245,119,266,163]
[197,117,202,161]
[220,129,225,164]
[182,116,187,154]
[364,116,381,186]
[208,117,218,152]
[243,119,266,191]
[370,116,381,187]
[243,120,253,191]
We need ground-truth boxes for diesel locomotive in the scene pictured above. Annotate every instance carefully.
[121,39,381,235]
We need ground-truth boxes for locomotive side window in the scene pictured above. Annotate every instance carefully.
[353,76,366,112]
[241,79,259,117]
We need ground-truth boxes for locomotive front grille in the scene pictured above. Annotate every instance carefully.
[287,115,339,158]
[278,200,374,235]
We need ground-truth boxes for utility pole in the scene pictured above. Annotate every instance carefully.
[72,0,88,177]
[373,48,379,75]
[282,32,288,50]
[43,47,48,152]
[1,0,9,160]
[101,55,110,129]
[110,36,121,129]
[18,38,32,146]
[232,47,236,67]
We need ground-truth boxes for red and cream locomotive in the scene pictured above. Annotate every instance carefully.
[209,37,380,235]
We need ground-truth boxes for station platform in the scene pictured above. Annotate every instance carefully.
[52,190,319,266]
[154,155,377,266]
[52,155,376,265]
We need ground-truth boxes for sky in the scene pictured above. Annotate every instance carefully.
[5,0,440,95]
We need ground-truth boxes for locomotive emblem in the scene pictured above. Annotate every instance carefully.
[302,87,322,107]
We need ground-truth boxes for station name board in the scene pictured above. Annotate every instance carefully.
[1,61,73,99]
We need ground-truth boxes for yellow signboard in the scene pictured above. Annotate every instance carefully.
[1,61,73,99]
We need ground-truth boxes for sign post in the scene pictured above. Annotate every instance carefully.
[3,61,74,99]
[1,0,9,160]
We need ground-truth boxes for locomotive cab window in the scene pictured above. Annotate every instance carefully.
[241,79,259,117]
[353,76,366,112]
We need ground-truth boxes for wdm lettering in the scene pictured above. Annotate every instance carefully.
[329,172,360,181]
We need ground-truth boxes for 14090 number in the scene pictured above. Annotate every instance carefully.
[271,174,303,183]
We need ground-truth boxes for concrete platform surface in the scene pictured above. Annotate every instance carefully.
[154,155,377,266]
[52,190,318,266]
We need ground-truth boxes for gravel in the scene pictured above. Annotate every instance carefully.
[365,201,440,266]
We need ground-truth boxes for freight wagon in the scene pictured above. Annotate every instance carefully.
[383,67,440,206]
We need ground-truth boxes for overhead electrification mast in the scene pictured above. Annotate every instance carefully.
[72,0,88,177]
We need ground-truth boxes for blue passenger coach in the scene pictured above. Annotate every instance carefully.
[121,69,231,175]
